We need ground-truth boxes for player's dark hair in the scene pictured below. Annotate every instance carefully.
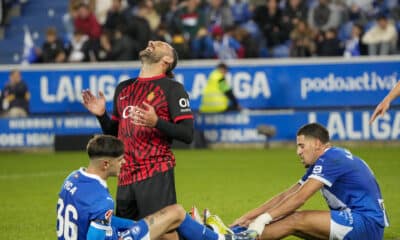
[87,135,124,159]
[216,62,228,71]
[166,48,178,78]
[297,123,330,143]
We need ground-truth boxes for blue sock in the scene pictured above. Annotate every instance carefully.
[119,219,149,239]
[178,214,219,240]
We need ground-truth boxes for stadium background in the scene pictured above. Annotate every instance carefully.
[1,0,400,239]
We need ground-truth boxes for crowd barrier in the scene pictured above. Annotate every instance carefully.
[0,109,399,148]
[0,57,399,148]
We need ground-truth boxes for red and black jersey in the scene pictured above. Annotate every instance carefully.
[111,74,193,185]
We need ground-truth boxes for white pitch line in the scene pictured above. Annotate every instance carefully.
[0,171,69,180]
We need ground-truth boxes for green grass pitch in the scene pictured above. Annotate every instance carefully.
[0,146,399,239]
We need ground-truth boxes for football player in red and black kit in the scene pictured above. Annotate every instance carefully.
[82,41,194,239]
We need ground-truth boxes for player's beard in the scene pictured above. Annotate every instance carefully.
[139,49,163,65]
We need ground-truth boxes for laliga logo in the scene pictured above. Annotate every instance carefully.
[122,106,134,119]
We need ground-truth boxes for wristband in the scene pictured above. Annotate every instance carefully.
[248,213,272,235]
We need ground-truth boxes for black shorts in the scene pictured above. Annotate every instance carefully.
[116,168,177,220]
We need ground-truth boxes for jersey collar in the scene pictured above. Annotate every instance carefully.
[79,168,108,188]
[137,73,166,81]
[324,147,332,153]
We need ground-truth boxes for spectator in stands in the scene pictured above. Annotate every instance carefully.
[231,0,252,26]
[362,14,398,55]
[191,27,216,58]
[205,0,234,30]
[370,0,392,18]
[343,23,367,57]
[169,0,206,45]
[74,2,102,40]
[94,0,113,25]
[233,26,261,58]
[98,28,135,61]
[289,20,316,57]
[124,13,152,59]
[253,0,287,51]
[69,0,96,15]
[96,30,113,61]
[200,63,240,113]
[344,2,369,25]
[39,27,66,63]
[282,0,309,35]
[67,30,90,62]
[211,25,244,59]
[170,29,192,59]
[316,28,343,56]
[342,0,373,14]
[135,0,161,32]
[1,69,30,118]
[103,0,128,34]
[308,0,342,32]
[66,0,96,36]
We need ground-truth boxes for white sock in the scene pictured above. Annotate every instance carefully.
[217,233,225,240]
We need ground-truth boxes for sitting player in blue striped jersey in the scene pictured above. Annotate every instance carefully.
[57,134,256,240]
[231,123,389,240]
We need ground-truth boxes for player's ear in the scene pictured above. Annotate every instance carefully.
[162,55,173,67]
[314,139,324,150]
[103,159,110,169]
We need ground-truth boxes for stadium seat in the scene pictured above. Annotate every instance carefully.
[0,0,68,63]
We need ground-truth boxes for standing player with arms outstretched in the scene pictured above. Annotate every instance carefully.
[81,41,194,240]
[231,123,389,240]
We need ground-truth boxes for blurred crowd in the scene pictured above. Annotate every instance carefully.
[23,0,400,62]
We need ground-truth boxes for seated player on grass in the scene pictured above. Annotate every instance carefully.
[230,123,389,240]
[56,134,256,240]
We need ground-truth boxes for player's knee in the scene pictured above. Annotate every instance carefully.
[169,204,186,222]
[286,211,307,231]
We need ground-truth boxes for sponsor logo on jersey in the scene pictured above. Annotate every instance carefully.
[147,92,155,101]
[122,106,134,119]
[179,98,190,108]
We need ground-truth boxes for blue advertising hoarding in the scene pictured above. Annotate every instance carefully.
[0,110,399,148]
[0,58,399,114]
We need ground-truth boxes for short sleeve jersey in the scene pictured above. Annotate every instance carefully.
[57,169,116,240]
[111,74,193,185]
[300,147,389,228]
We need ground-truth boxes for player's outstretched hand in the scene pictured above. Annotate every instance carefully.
[130,102,158,128]
[81,90,106,116]
[370,98,391,124]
